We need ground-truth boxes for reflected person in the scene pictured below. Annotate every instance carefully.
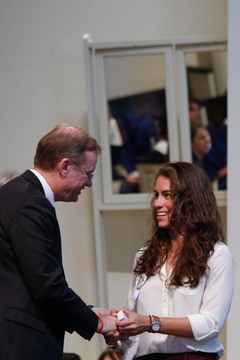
[191,123,211,168]
[108,162,233,360]
[0,124,118,360]
[108,105,139,193]
[189,98,201,125]
[202,96,227,190]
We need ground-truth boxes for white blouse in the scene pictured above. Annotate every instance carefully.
[123,242,234,359]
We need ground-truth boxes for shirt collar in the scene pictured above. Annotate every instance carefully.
[30,169,55,207]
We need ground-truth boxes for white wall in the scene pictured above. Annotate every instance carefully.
[0,1,228,359]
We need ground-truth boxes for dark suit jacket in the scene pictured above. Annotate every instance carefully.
[0,170,98,360]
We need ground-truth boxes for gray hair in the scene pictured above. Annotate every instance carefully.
[0,170,18,187]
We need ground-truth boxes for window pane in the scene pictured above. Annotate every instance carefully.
[105,54,169,194]
[186,50,227,191]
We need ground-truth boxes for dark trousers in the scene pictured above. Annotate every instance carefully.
[136,352,218,360]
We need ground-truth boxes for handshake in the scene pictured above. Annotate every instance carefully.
[92,307,129,345]
[92,307,148,345]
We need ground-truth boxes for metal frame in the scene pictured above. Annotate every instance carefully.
[83,35,227,316]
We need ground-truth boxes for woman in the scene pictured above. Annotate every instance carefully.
[191,123,211,169]
[98,345,124,360]
[111,162,233,360]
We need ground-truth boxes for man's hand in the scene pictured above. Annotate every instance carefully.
[92,306,120,344]
[103,308,129,345]
[92,306,111,317]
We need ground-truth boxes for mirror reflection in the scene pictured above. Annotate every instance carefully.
[187,50,227,191]
[105,54,169,194]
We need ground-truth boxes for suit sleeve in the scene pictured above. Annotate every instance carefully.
[9,193,98,340]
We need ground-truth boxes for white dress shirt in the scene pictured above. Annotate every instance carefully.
[123,242,234,359]
[30,169,55,207]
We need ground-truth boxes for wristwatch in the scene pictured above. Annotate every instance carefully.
[149,315,161,333]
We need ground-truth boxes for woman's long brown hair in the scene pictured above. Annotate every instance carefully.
[134,162,224,288]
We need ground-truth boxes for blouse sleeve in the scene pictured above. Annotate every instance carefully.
[187,243,234,341]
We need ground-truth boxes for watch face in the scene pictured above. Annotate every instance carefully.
[152,321,161,331]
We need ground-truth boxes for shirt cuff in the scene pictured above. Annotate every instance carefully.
[187,314,218,341]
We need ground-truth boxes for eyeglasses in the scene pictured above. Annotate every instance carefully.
[78,165,94,182]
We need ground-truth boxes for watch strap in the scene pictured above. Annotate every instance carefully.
[148,315,152,332]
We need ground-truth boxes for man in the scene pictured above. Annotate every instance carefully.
[0,124,117,360]
[189,98,201,124]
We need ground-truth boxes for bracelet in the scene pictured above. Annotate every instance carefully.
[96,315,103,333]
[148,315,152,332]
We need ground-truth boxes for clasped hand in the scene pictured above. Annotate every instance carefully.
[92,307,128,345]
[100,307,147,345]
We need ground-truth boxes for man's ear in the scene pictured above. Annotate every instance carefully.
[58,158,71,177]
